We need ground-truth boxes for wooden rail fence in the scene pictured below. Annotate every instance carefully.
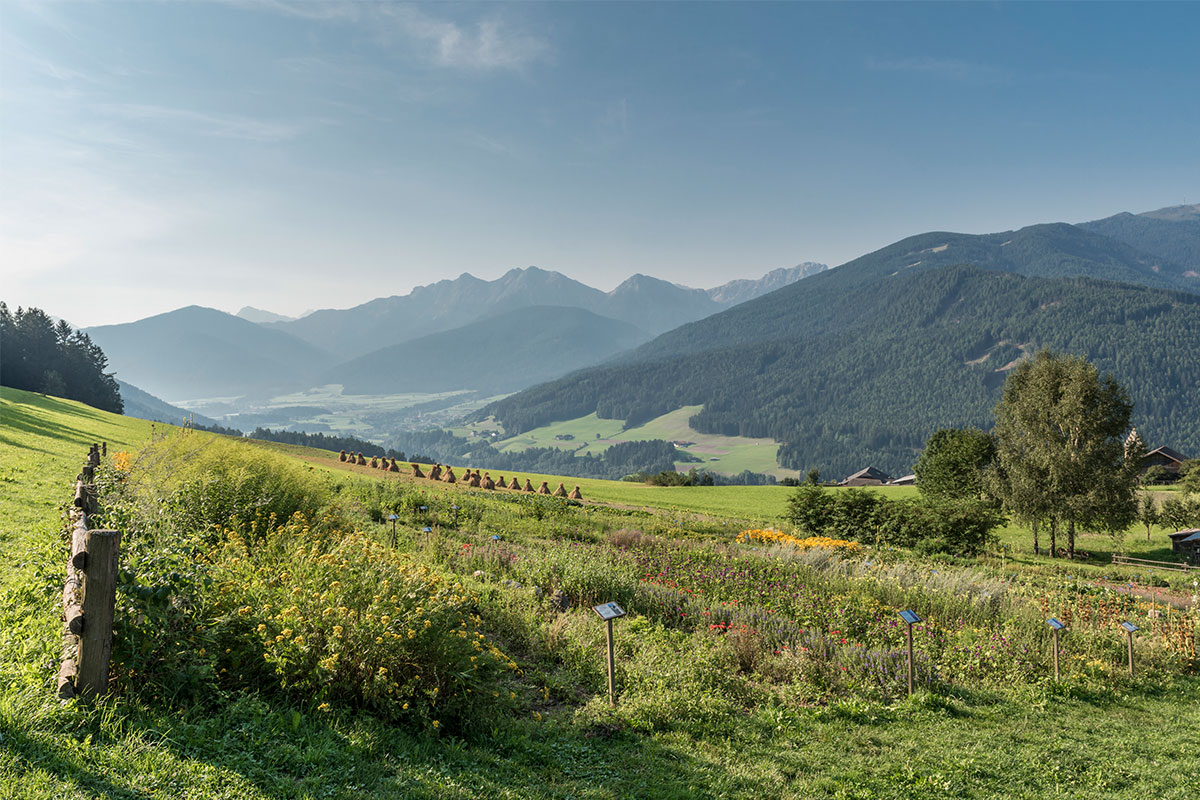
[57,443,120,700]
[1111,554,1199,573]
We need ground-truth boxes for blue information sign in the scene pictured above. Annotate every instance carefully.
[1047,618,1065,630]
[1120,621,1139,633]
[898,610,921,625]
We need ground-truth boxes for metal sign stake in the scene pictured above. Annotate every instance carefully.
[1047,619,1065,682]
[593,602,626,706]
[899,610,921,697]
[1121,621,1138,677]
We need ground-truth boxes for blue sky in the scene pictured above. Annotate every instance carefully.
[2,1,1197,327]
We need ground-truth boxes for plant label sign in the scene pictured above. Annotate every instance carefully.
[1047,618,1065,630]
[593,602,626,621]
[1120,621,1139,633]
[898,610,921,625]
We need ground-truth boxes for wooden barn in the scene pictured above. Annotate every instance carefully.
[840,466,892,487]
[1140,446,1188,481]
[1167,528,1200,563]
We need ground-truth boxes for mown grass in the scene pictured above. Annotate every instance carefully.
[3,386,1199,799]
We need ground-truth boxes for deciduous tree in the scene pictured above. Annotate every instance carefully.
[990,350,1140,558]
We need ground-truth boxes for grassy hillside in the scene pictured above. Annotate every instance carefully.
[472,407,798,478]
[3,386,1200,799]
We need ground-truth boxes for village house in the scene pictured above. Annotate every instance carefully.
[840,466,891,487]
[1140,445,1189,481]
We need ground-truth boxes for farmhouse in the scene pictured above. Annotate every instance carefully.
[1140,446,1188,480]
[1167,528,1200,563]
[889,474,917,486]
[841,466,891,487]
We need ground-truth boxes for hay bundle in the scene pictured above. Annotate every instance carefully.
[369,456,379,469]
[429,464,442,481]
[569,485,583,500]
[496,475,506,488]
[409,462,424,477]
[389,458,400,472]
[356,452,367,465]
[553,482,567,498]
[523,479,535,492]
[467,471,481,488]
[338,450,347,462]
[443,467,456,483]
[537,481,551,495]
[508,477,521,490]
[481,473,495,490]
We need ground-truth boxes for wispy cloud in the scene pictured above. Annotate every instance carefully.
[382,6,552,71]
[866,56,1012,85]
[232,1,552,71]
[94,103,312,142]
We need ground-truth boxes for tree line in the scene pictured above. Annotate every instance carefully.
[1,303,122,413]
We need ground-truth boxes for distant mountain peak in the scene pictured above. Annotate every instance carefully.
[237,306,296,324]
[707,262,829,305]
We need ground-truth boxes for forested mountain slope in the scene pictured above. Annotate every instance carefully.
[1078,204,1200,276]
[479,266,1200,478]
[324,305,650,394]
[615,221,1198,368]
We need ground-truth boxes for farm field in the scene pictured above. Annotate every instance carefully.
[3,387,1200,799]
[469,406,802,479]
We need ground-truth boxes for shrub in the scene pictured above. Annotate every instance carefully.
[209,515,517,731]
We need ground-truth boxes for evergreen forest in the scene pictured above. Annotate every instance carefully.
[0,303,123,413]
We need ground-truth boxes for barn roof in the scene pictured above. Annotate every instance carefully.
[1145,446,1187,464]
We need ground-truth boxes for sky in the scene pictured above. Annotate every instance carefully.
[2,1,1198,328]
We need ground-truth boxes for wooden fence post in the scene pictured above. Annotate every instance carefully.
[75,529,120,697]
[57,513,90,698]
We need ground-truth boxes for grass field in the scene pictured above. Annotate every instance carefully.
[470,406,801,479]
[3,386,1200,799]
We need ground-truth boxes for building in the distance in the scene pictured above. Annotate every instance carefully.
[840,466,891,487]
[1140,445,1189,481]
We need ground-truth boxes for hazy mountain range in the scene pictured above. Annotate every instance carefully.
[85,263,828,402]
[263,264,832,360]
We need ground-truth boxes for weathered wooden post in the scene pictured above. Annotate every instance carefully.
[899,610,922,697]
[75,529,121,697]
[57,512,90,699]
[101,441,107,457]
[387,513,399,547]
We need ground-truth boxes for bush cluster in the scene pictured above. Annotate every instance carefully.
[785,484,1002,555]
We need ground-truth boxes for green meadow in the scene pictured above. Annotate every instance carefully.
[468,406,801,479]
[3,386,1199,799]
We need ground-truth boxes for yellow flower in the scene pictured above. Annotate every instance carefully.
[432,720,439,728]
[318,702,330,712]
